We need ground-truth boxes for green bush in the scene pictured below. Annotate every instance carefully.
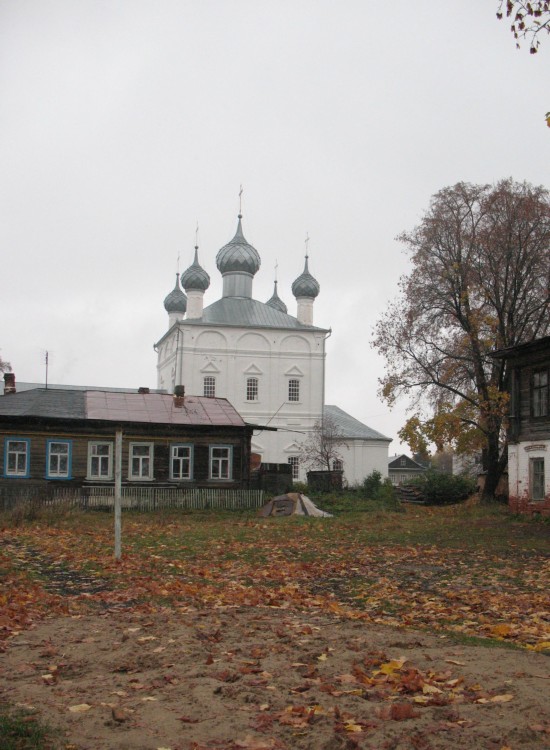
[405,470,475,505]
[362,470,383,499]
[359,471,401,507]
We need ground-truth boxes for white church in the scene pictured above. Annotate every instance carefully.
[155,213,391,485]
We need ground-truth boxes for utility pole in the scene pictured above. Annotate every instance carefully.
[114,430,122,560]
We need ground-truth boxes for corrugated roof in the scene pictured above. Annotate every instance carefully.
[181,297,329,332]
[0,389,246,428]
[0,389,86,419]
[324,405,391,442]
[7,382,167,394]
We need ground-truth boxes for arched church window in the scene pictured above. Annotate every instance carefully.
[246,377,258,401]
[288,379,300,402]
[203,376,216,398]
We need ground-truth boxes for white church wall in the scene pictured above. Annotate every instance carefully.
[157,215,391,488]
[339,439,390,487]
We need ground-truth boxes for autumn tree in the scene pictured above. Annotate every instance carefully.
[0,353,11,374]
[497,1,550,53]
[373,179,550,500]
[299,415,347,472]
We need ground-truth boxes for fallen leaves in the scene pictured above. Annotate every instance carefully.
[0,600,546,750]
[68,703,92,713]
[475,693,514,704]
[1,507,549,656]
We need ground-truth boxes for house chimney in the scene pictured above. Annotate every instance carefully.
[173,384,185,408]
[138,387,150,394]
[3,372,15,394]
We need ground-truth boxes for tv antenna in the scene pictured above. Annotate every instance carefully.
[44,350,50,389]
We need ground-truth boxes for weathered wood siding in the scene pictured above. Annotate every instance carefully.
[0,422,251,489]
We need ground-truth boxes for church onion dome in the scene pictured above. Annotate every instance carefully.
[181,247,210,291]
[216,215,261,276]
[266,280,288,313]
[163,273,187,313]
[291,256,320,299]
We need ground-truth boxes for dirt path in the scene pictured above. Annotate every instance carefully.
[2,607,550,750]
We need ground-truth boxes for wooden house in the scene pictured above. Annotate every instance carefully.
[0,378,254,490]
[492,336,550,515]
[388,454,427,485]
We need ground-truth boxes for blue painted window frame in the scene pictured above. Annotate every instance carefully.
[4,438,31,478]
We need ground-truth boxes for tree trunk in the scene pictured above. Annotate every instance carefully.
[480,433,504,502]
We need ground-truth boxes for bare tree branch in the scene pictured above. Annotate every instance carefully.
[299,415,347,472]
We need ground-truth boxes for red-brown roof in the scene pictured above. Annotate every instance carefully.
[0,388,246,428]
[85,392,246,427]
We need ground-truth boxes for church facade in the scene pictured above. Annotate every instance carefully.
[155,214,390,484]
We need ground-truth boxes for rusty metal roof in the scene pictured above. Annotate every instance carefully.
[0,389,246,428]
[86,391,246,426]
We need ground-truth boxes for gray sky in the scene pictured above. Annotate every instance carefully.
[1,1,548,451]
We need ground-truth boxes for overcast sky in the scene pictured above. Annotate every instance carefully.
[1,1,548,450]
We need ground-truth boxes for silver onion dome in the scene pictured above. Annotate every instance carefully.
[266,280,288,313]
[216,215,261,276]
[291,256,320,299]
[181,247,210,291]
[163,273,187,313]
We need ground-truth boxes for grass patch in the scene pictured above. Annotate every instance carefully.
[0,700,59,750]
[2,501,549,651]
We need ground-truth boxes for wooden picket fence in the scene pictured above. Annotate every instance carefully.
[0,485,265,513]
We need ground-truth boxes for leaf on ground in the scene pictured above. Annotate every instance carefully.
[374,657,407,675]
[490,624,513,638]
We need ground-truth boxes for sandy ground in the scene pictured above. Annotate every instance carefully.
[1,606,550,750]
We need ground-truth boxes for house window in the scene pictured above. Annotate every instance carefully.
[4,438,30,477]
[46,440,71,479]
[400,457,407,467]
[210,446,232,480]
[288,379,300,402]
[332,459,343,472]
[532,369,549,417]
[530,457,545,501]
[288,456,300,479]
[203,376,216,398]
[246,377,258,402]
[88,442,113,480]
[171,444,193,480]
[129,442,154,480]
